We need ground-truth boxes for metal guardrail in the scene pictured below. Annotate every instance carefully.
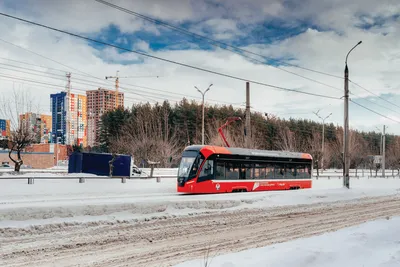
[0,176,130,184]
[0,174,178,184]
[315,175,400,179]
[1,172,399,185]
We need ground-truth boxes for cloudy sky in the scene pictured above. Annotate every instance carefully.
[0,0,399,134]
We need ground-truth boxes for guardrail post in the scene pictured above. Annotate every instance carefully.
[28,177,34,184]
[79,177,85,183]
[121,177,126,183]
[150,166,155,178]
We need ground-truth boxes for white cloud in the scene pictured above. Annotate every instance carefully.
[133,40,150,52]
[0,0,399,134]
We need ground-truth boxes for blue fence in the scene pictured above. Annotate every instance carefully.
[68,152,131,177]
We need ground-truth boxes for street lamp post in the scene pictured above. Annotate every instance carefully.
[344,41,362,189]
[313,110,332,173]
[195,84,213,145]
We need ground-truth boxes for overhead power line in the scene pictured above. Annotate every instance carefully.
[350,99,400,124]
[349,79,400,110]
[0,60,235,105]
[94,0,343,80]
[0,12,341,101]
[5,60,397,115]
[98,0,400,114]
[3,12,397,125]
[0,73,161,103]
[0,37,99,78]
[3,74,194,104]
[0,69,247,109]
[0,56,71,74]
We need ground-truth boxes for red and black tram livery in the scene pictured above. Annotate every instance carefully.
[177,145,313,194]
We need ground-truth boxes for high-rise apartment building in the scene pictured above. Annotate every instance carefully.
[86,88,124,147]
[72,94,87,147]
[50,92,67,144]
[50,92,87,146]
[0,119,10,140]
[40,114,52,143]
[19,112,52,143]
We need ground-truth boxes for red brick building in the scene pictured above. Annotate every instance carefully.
[0,143,69,169]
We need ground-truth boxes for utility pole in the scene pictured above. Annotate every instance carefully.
[343,41,362,189]
[382,125,386,177]
[53,133,58,166]
[313,110,332,173]
[195,84,213,145]
[65,72,71,145]
[106,71,120,109]
[245,82,251,148]
[375,126,383,156]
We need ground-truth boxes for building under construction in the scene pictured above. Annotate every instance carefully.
[86,88,124,147]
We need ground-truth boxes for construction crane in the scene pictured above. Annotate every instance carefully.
[105,71,160,109]
[218,117,242,147]
[105,71,120,109]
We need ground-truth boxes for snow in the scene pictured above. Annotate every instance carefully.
[1,175,400,228]
[174,217,400,267]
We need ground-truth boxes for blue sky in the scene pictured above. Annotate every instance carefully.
[0,0,399,133]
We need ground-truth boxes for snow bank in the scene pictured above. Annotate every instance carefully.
[175,216,400,267]
[1,177,400,228]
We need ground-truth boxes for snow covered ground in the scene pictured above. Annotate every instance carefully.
[1,175,400,228]
[2,174,400,267]
[175,216,400,267]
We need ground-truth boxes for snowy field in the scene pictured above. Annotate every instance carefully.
[2,174,400,267]
[1,175,400,227]
[175,217,400,267]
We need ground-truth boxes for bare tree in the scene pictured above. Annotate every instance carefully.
[352,134,368,176]
[275,124,300,152]
[306,131,322,176]
[386,137,400,176]
[0,90,38,171]
[330,128,363,174]
[111,104,181,168]
[206,119,261,149]
[322,143,334,170]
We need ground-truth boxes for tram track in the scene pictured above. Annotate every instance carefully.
[1,194,400,267]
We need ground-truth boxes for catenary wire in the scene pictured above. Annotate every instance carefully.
[0,12,342,100]
[94,0,343,80]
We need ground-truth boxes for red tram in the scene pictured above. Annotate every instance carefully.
[177,145,312,194]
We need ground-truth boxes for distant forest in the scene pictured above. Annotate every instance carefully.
[92,99,400,172]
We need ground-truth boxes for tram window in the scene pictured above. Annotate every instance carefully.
[274,164,285,179]
[285,164,296,178]
[296,165,312,178]
[198,160,214,182]
[216,162,225,180]
[254,166,260,179]
[305,165,312,178]
[226,162,239,180]
[254,164,263,179]
[265,165,274,179]
[240,163,253,179]
[296,165,305,178]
